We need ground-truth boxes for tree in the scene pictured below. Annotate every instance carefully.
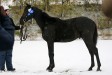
[42,0,50,11]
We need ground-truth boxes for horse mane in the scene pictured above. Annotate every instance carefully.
[33,6,61,24]
[44,12,60,24]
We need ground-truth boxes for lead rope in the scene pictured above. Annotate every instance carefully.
[20,24,28,44]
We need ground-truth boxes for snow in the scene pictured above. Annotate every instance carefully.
[0,40,112,75]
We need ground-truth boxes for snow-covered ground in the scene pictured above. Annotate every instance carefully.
[0,40,112,75]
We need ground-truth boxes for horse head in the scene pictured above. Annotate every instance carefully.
[20,3,35,25]
[102,0,112,18]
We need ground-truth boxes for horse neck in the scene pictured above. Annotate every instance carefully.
[33,9,50,31]
[33,15,44,31]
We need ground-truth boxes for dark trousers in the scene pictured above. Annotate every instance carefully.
[0,50,13,70]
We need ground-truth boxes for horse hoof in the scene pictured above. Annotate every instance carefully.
[88,68,92,71]
[46,69,53,72]
[97,68,101,71]
[46,64,54,72]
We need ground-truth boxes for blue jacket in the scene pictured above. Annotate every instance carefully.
[0,15,15,51]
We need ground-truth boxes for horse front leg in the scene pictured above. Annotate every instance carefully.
[46,41,55,72]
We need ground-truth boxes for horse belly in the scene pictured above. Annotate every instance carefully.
[55,32,77,42]
[55,38,75,42]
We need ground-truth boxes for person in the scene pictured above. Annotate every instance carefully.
[4,6,20,30]
[0,6,19,72]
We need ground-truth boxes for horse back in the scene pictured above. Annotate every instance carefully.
[54,17,97,42]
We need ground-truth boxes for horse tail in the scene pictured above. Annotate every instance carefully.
[93,25,98,46]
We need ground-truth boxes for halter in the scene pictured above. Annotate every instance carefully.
[20,8,34,43]
[28,8,34,16]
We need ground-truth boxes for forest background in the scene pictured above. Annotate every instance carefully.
[1,0,112,40]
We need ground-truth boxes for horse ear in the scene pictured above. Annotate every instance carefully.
[25,3,31,8]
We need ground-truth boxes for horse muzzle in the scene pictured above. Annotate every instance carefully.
[20,17,26,25]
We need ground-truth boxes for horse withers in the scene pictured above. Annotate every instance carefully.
[20,4,101,72]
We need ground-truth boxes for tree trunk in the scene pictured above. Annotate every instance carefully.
[44,0,49,11]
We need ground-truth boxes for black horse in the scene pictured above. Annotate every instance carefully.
[20,4,101,72]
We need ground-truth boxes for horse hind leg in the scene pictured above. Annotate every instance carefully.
[88,47,101,71]
[94,47,101,71]
[83,37,101,71]
[83,40,95,71]
[88,51,95,71]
